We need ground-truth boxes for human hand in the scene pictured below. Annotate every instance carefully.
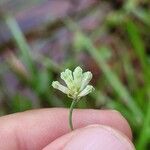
[0,108,135,150]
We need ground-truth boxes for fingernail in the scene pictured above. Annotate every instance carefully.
[64,125,135,150]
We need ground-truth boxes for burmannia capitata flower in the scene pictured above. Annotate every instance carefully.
[52,66,94,100]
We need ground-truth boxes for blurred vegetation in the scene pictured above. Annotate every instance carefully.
[0,0,150,149]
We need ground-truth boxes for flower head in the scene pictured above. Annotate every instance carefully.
[52,66,94,100]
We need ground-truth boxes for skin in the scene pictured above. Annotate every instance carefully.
[0,108,135,150]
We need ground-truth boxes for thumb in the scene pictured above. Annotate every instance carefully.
[43,125,135,150]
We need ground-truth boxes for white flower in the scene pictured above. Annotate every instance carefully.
[52,66,94,99]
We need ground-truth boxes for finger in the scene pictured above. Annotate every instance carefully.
[0,108,132,150]
[43,125,135,150]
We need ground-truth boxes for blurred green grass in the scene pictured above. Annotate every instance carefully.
[0,0,150,149]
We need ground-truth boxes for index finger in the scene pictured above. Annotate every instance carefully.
[0,108,132,150]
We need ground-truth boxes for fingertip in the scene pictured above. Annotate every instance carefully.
[108,110,133,140]
[44,125,135,150]
[73,109,132,140]
[65,125,135,150]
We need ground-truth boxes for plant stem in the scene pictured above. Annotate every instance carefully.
[5,15,34,74]
[69,99,77,130]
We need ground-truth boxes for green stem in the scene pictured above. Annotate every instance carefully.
[69,99,77,130]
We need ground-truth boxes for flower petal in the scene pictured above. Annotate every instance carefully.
[52,81,69,94]
[61,69,74,89]
[73,66,83,90]
[80,71,92,91]
[78,85,94,98]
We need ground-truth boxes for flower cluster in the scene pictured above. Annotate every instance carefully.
[52,66,94,100]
